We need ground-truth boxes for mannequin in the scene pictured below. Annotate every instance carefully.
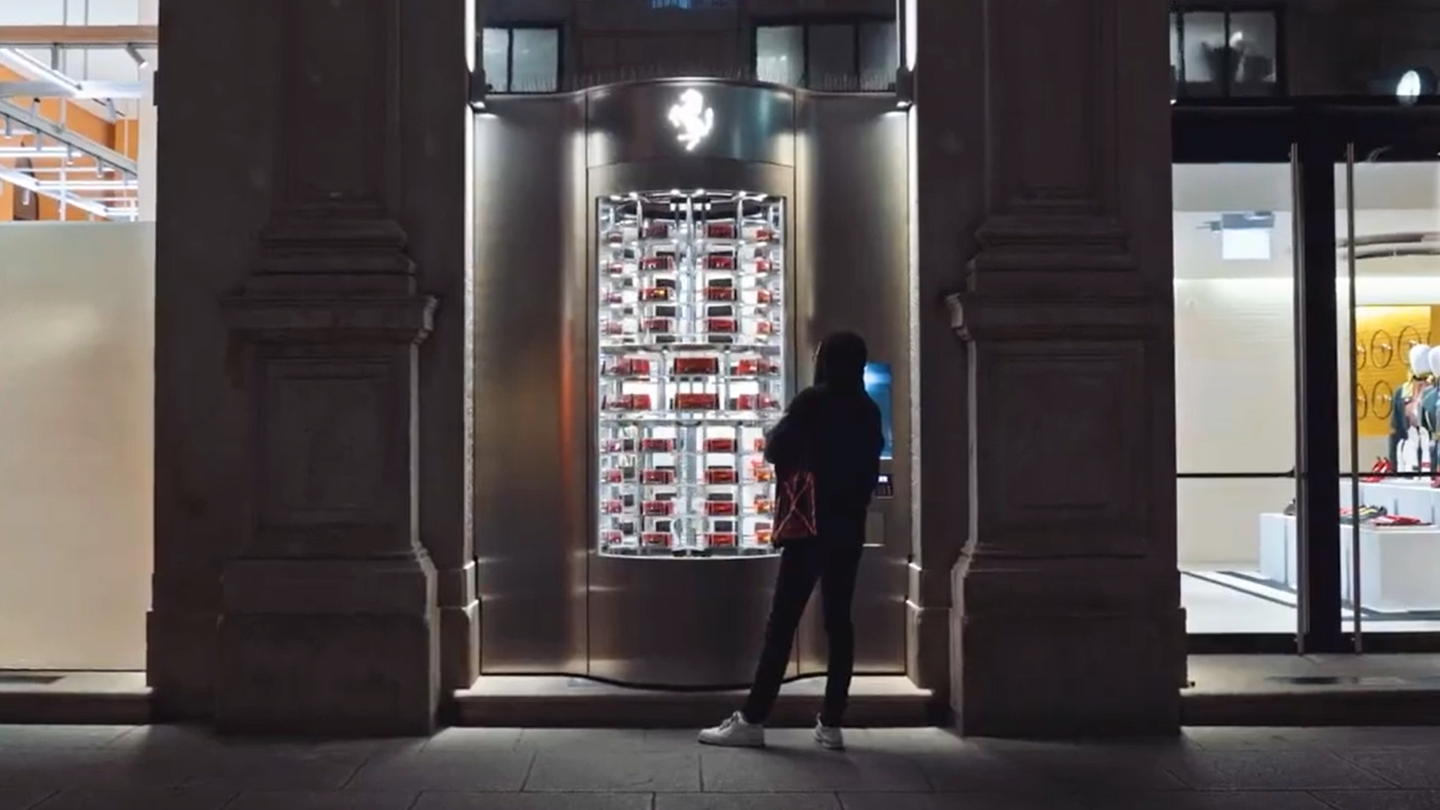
[1422,345,1440,482]
[1391,343,1434,472]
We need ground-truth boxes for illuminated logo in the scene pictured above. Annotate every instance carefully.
[667,89,714,152]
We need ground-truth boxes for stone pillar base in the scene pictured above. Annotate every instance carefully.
[906,603,951,694]
[215,556,439,736]
[146,609,218,721]
[951,565,1185,738]
[440,602,480,690]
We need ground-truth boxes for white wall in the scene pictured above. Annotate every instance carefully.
[0,223,153,670]
[1174,162,1440,568]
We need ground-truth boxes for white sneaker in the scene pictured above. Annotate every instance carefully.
[698,711,765,748]
[813,715,844,750]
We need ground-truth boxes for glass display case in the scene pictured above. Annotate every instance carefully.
[596,190,787,557]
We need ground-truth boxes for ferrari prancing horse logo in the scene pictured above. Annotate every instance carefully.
[667,89,714,152]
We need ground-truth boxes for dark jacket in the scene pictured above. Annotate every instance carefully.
[764,331,884,545]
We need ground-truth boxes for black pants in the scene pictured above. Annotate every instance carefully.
[742,538,864,726]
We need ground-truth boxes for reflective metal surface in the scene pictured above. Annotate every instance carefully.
[586,80,795,168]
[473,96,589,674]
[792,95,911,676]
[473,80,910,687]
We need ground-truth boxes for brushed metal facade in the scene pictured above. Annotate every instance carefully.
[473,79,910,687]
[791,95,912,676]
[586,80,796,168]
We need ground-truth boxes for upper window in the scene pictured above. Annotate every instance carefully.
[1170,8,1281,99]
[481,26,561,94]
[650,0,736,8]
[754,19,897,92]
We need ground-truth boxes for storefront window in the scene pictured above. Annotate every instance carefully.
[755,26,803,87]
[480,26,561,94]
[753,19,896,92]
[1174,162,1299,633]
[1172,8,1280,99]
[481,28,509,93]
[1337,158,1440,634]
[1170,12,1181,100]
[808,24,856,92]
[858,21,899,92]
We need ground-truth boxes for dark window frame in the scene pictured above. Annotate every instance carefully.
[750,14,897,92]
[1171,3,1287,99]
[479,22,565,95]
[649,0,738,8]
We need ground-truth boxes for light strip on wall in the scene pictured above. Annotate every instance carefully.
[0,147,69,157]
[903,0,917,70]
[0,48,83,92]
[0,164,114,219]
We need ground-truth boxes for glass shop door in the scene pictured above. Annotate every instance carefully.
[1333,103,1440,653]
[1173,106,1307,651]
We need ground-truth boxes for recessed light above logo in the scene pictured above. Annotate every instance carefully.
[667,89,715,152]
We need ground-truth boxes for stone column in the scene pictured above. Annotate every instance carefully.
[152,0,472,734]
[917,0,1185,736]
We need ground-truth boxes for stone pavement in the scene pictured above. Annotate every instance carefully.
[1,725,1440,809]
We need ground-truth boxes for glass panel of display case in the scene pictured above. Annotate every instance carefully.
[596,190,787,558]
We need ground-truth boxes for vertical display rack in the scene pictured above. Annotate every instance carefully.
[596,190,787,557]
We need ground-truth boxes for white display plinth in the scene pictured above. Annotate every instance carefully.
[1341,523,1440,611]
[1256,512,1440,611]
[1257,512,1293,584]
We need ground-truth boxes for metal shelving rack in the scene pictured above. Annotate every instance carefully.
[596,189,787,558]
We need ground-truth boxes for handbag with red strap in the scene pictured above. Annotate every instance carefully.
[772,467,818,544]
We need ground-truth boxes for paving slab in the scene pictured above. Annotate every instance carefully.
[0,724,1431,809]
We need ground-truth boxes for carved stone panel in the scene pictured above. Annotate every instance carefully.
[254,356,401,559]
[259,355,394,518]
[279,0,401,210]
[972,340,1151,557]
[982,0,1119,219]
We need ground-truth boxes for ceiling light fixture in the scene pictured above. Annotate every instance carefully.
[125,44,149,70]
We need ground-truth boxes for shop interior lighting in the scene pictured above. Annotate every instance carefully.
[124,44,149,70]
[0,146,68,157]
[0,48,83,92]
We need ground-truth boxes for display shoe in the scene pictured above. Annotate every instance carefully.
[698,711,765,748]
[1373,515,1427,527]
[813,715,845,750]
[1340,505,1388,524]
[1361,457,1392,483]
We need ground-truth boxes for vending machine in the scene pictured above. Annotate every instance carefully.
[595,191,787,558]
[472,79,911,688]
